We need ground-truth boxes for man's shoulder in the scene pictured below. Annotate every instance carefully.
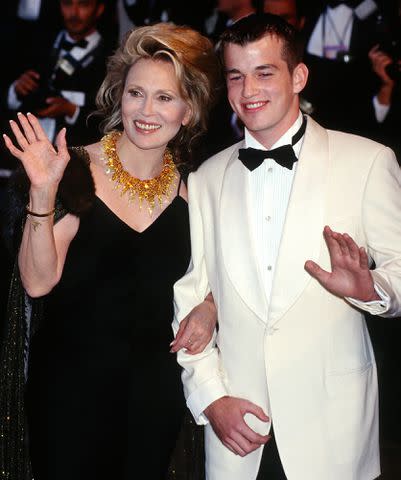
[309,116,392,155]
[326,128,398,174]
[327,128,393,156]
[194,141,243,177]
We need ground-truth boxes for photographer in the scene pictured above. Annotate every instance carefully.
[368,3,401,160]
[6,0,107,146]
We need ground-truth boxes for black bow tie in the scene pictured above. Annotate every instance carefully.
[238,116,307,172]
[60,37,88,51]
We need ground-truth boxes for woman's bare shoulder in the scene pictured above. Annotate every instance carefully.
[83,141,103,166]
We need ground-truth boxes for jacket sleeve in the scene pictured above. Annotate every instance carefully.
[360,146,401,317]
[173,171,228,425]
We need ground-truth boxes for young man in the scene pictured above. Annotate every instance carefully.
[173,13,401,480]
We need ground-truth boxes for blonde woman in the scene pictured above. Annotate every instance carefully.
[2,23,219,479]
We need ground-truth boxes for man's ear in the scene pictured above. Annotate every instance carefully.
[292,63,308,94]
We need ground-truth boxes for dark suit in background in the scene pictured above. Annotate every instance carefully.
[301,1,380,136]
[3,30,107,149]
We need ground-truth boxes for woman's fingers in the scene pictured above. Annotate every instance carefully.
[8,113,53,152]
[3,134,24,161]
[16,112,37,144]
[9,119,29,151]
[170,318,188,352]
[27,112,50,142]
[55,128,68,158]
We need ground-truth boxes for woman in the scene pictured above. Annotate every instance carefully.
[1,23,219,479]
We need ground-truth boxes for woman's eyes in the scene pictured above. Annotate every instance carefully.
[158,95,172,102]
[127,90,172,101]
[128,89,142,97]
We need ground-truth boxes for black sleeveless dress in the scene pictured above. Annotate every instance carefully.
[25,183,191,479]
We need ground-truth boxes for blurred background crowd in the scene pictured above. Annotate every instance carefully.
[0,0,400,476]
[0,0,400,173]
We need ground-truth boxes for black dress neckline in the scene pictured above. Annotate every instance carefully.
[94,194,187,235]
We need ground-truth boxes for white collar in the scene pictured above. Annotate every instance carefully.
[56,30,102,52]
[244,111,304,152]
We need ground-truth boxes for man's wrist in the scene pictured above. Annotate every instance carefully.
[66,102,77,118]
[377,83,394,105]
[358,290,381,302]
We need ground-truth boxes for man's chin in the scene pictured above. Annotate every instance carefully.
[66,24,86,35]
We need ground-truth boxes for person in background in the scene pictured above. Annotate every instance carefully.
[264,0,313,116]
[302,0,381,135]
[0,22,219,480]
[173,13,401,480]
[206,0,257,42]
[5,0,107,147]
[263,0,305,30]
[364,0,401,459]
[367,0,401,159]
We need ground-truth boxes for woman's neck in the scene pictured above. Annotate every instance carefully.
[116,134,167,180]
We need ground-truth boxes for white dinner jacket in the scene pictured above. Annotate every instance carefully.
[173,116,401,479]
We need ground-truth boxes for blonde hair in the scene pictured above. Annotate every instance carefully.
[95,23,220,163]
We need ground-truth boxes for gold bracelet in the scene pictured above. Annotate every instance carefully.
[26,206,55,217]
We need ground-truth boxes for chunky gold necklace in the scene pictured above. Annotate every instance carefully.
[101,131,177,215]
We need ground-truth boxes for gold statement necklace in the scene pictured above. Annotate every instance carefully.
[101,131,177,215]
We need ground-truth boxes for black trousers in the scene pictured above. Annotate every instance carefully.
[256,427,287,480]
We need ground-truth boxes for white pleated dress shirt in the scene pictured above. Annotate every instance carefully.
[246,112,304,301]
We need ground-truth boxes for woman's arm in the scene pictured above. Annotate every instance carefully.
[4,113,78,297]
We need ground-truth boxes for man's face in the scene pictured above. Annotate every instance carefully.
[60,0,104,39]
[263,0,303,30]
[224,35,307,146]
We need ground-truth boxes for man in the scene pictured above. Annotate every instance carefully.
[198,0,260,165]
[301,0,381,135]
[206,0,257,42]
[199,0,307,166]
[5,0,106,146]
[173,13,401,480]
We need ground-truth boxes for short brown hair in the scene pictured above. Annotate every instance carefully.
[218,13,304,73]
[95,23,220,163]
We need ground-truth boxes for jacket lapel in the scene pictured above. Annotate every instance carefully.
[268,117,329,326]
[220,144,268,323]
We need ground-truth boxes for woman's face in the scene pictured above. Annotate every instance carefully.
[121,58,191,151]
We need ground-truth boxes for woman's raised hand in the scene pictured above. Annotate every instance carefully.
[3,112,70,190]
